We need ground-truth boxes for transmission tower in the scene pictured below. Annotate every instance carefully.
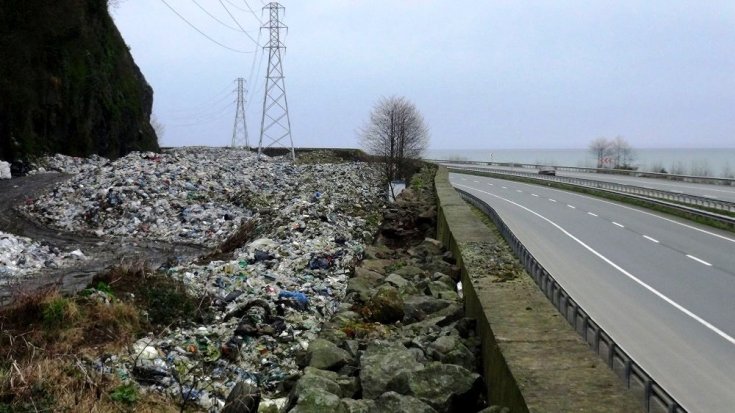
[258,2,295,160]
[231,78,249,149]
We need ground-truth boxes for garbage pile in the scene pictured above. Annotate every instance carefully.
[29,153,110,175]
[23,148,383,248]
[27,147,387,409]
[0,161,10,180]
[0,231,86,283]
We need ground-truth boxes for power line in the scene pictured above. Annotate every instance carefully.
[191,0,245,32]
[241,0,264,24]
[158,0,253,53]
[218,0,260,46]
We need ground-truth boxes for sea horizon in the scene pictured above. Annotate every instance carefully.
[425,147,735,178]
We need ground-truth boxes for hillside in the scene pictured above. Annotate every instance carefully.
[0,0,159,163]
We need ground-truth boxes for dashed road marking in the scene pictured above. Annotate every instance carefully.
[473,180,479,183]
[453,182,735,345]
[531,194,539,197]
[613,222,625,228]
[588,212,598,217]
[567,205,576,209]
[502,186,508,189]
[643,235,660,243]
[549,199,557,203]
[516,190,523,193]
[687,255,712,267]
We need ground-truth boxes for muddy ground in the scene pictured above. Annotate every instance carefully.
[0,174,207,306]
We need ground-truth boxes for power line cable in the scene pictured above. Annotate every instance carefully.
[218,0,260,46]
[158,0,253,53]
[191,0,247,32]
[241,0,264,24]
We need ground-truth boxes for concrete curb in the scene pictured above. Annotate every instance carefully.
[435,166,642,412]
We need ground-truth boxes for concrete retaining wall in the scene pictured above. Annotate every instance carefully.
[435,166,642,412]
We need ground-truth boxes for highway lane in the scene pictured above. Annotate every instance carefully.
[443,163,735,203]
[450,173,735,413]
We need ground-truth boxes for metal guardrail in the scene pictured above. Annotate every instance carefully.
[457,188,686,413]
[448,166,735,214]
[427,159,735,187]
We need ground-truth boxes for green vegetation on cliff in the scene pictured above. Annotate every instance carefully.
[0,0,159,162]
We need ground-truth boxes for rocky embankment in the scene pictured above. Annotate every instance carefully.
[278,170,508,413]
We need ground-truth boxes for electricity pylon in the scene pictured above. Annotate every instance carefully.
[258,2,295,160]
[231,78,249,149]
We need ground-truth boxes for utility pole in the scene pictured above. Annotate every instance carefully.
[258,2,295,161]
[231,77,249,149]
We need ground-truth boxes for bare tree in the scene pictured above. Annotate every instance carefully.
[359,96,429,185]
[589,137,611,168]
[609,136,635,169]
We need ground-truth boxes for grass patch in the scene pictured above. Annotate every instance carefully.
[0,262,210,411]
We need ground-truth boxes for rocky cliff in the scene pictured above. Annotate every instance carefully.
[0,0,159,163]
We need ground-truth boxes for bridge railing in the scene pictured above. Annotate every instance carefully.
[426,159,735,187]
[447,165,735,214]
[457,187,686,413]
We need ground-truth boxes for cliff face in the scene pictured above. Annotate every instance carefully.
[0,0,159,162]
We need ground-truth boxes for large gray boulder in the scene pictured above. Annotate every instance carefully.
[427,335,476,371]
[365,285,404,324]
[290,388,342,413]
[302,367,359,399]
[347,268,384,302]
[307,339,353,371]
[369,392,437,413]
[359,343,423,399]
[338,398,376,413]
[387,362,483,412]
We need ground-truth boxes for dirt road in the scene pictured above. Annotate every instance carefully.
[0,174,208,306]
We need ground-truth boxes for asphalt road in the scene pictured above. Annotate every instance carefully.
[450,172,735,413]
[444,163,735,203]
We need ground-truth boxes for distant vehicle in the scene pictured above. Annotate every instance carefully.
[538,167,556,176]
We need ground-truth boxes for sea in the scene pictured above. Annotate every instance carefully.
[425,148,735,178]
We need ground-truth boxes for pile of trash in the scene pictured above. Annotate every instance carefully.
[29,153,110,175]
[0,231,86,283]
[0,161,10,180]
[24,148,385,247]
[24,147,386,409]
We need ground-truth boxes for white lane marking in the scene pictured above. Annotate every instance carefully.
[490,177,735,244]
[549,199,557,203]
[613,222,625,228]
[643,235,660,243]
[447,173,735,243]
[473,180,480,183]
[517,190,523,193]
[704,195,719,199]
[502,186,508,189]
[687,255,712,267]
[532,194,539,197]
[588,212,598,217]
[454,183,735,346]
[567,205,576,209]
[488,183,494,186]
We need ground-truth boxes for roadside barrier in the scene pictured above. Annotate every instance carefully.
[457,188,686,413]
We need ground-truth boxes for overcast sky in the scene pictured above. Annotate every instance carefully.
[112,1,735,150]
